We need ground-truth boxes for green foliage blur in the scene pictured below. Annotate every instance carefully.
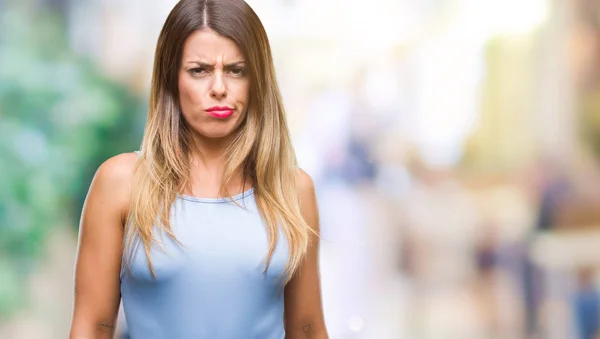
[0,3,145,318]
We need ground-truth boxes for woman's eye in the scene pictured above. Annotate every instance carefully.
[229,67,245,76]
[189,68,207,76]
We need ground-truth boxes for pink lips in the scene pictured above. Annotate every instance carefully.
[205,106,234,119]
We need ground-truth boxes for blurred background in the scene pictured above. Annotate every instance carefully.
[2,0,600,338]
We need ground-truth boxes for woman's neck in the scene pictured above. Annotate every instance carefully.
[186,133,248,198]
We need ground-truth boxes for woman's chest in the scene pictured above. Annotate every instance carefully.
[123,200,289,284]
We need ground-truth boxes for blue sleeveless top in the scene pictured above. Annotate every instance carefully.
[120,187,290,338]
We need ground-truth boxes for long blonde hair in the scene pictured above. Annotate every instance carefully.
[124,0,312,282]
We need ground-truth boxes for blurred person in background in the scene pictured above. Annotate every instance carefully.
[69,1,328,338]
[474,221,501,335]
[524,159,570,338]
[573,267,600,339]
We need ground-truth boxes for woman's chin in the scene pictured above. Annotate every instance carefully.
[193,128,238,141]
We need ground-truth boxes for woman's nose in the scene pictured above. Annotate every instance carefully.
[209,73,227,99]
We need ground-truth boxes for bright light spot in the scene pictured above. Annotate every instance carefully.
[469,0,549,36]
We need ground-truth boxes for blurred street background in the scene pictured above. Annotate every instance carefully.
[2,0,600,338]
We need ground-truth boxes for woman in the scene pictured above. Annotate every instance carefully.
[69,0,328,338]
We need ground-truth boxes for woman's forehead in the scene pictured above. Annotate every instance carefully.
[181,29,244,63]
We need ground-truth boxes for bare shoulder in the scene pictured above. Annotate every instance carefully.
[95,152,138,184]
[87,152,139,221]
[295,168,316,199]
[295,169,319,228]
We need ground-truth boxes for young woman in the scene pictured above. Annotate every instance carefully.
[69,0,328,338]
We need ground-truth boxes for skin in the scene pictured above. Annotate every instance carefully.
[69,152,136,339]
[70,29,327,339]
[284,170,328,339]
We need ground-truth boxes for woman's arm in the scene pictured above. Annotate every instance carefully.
[284,170,329,339]
[69,153,136,339]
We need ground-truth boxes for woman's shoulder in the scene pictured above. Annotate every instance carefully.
[80,152,139,229]
[295,168,316,203]
[91,152,138,202]
[95,152,139,185]
[295,168,314,192]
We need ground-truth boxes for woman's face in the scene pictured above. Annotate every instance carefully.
[178,29,250,141]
